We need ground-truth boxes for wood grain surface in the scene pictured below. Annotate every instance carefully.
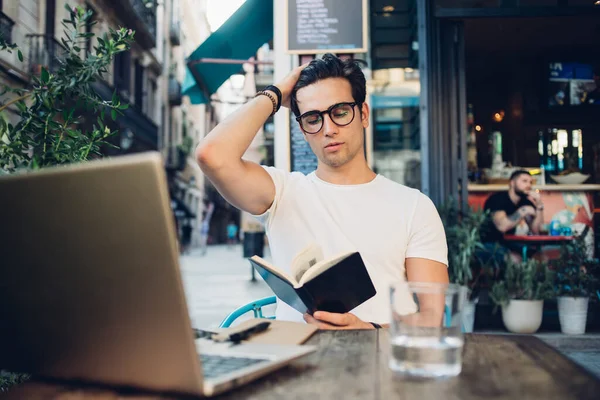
[2,330,599,400]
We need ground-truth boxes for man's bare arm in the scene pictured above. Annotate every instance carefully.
[526,193,544,234]
[195,96,276,215]
[491,208,531,233]
[528,209,543,234]
[405,258,449,326]
[195,65,306,215]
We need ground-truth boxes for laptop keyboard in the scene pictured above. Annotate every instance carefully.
[200,354,270,379]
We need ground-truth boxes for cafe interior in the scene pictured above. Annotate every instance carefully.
[463,14,600,258]
[464,15,599,184]
[418,8,599,333]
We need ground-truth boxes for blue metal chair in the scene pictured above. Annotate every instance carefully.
[219,296,277,328]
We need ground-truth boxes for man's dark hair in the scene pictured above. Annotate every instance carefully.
[509,170,531,181]
[290,53,367,117]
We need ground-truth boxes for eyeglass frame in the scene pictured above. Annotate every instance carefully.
[295,101,361,134]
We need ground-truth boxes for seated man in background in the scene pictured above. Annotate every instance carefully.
[480,170,544,263]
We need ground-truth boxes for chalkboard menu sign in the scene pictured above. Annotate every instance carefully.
[290,114,318,175]
[286,0,367,54]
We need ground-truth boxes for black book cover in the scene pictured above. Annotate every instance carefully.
[249,252,376,315]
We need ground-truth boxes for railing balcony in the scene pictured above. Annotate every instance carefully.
[169,20,181,46]
[26,34,66,77]
[168,76,182,106]
[106,0,156,49]
[0,11,15,44]
[130,0,157,47]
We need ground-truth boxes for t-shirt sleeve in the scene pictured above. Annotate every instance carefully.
[251,166,289,229]
[405,193,448,266]
[484,193,503,212]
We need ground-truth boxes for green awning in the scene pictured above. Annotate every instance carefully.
[182,0,273,105]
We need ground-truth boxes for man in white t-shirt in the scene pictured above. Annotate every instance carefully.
[196,54,448,329]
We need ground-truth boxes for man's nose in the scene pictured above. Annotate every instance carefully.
[322,114,339,136]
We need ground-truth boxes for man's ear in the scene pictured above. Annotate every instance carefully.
[360,103,370,128]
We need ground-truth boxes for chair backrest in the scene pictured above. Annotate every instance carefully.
[219,296,277,328]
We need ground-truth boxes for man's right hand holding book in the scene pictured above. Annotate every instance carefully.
[303,311,380,330]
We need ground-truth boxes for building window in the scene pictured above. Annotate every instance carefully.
[46,0,56,36]
[147,78,157,119]
[161,105,167,147]
[114,51,131,95]
[134,59,144,110]
[0,6,15,45]
[182,110,188,140]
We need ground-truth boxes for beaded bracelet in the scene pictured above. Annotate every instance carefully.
[265,85,282,113]
[255,90,277,116]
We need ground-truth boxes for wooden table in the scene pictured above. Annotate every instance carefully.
[504,234,574,261]
[2,330,599,400]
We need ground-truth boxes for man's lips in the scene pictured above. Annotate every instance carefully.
[325,142,344,148]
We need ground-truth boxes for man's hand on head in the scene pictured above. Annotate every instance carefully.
[303,311,375,330]
[276,63,310,109]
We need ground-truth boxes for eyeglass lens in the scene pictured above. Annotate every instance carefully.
[300,103,355,133]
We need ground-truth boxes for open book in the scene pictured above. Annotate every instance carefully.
[249,243,377,315]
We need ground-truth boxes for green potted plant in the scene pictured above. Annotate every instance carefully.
[490,258,554,334]
[439,198,494,332]
[551,232,600,335]
[0,4,134,392]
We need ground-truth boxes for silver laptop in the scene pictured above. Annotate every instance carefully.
[0,152,315,397]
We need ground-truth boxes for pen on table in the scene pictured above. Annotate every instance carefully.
[227,321,271,344]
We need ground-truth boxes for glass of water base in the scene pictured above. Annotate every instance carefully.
[389,282,468,379]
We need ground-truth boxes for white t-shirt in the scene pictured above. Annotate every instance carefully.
[254,167,448,324]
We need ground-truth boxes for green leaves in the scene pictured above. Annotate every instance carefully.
[551,232,600,298]
[0,36,23,63]
[490,259,555,307]
[40,67,50,84]
[1,371,30,392]
[439,198,491,289]
[0,2,135,173]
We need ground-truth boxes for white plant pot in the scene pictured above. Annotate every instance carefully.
[501,300,544,334]
[557,297,589,335]
[462,299,477,333]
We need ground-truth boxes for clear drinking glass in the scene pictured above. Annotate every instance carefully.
[389,282,468,379]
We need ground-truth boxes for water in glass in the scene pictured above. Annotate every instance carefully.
[389,282,467,379]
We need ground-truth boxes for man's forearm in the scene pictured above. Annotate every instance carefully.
[196,94,275,167]
[530,210,543,234]
[498,211,522,232]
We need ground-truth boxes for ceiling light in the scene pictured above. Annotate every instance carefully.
[492,111,505,123]
[383,5,395,12]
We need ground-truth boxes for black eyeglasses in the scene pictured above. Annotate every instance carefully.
[295,102,358,134]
